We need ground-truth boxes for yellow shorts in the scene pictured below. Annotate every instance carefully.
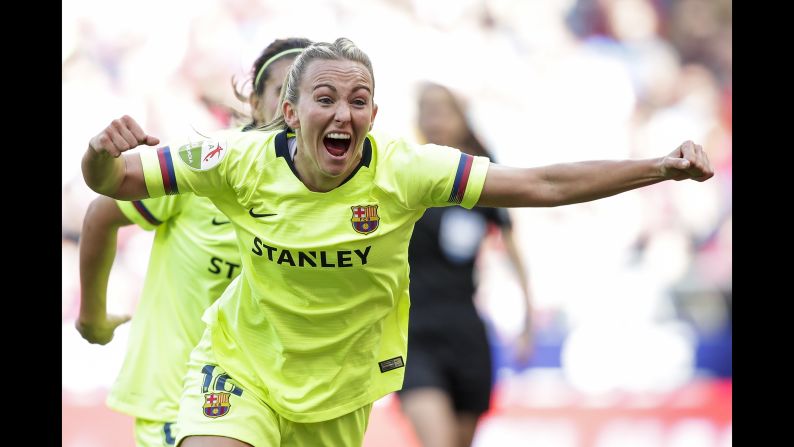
[134,418,178,447]
[176,328,373,447]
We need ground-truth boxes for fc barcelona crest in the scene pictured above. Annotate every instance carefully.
[203,392,231,418]
[351,205,380,234]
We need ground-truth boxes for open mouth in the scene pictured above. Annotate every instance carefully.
[324,133,351,157]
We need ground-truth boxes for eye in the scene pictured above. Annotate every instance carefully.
[318,97,333,105]
[352,98,367,107]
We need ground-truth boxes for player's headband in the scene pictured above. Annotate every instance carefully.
[254,48,305,91]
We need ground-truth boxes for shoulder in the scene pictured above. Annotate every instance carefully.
[368,130,444,165]
[374,133,465,175]
[228,128,281,161]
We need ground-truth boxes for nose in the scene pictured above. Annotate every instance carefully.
[334,102,351,124]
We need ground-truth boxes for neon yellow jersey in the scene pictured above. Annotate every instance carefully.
[139,128,490,422]
[106,192,240,422]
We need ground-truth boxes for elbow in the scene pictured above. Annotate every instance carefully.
[533,183,568,207]
[84,183,116,199]
[81,154,125,199]
[81,172,118,199]
[523,171,570,207]
[540,181,590,207]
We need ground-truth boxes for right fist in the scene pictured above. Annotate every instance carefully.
[88,115,160,157]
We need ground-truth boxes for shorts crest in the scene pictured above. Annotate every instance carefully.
[202,392,231,418]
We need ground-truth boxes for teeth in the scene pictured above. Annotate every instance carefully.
[326,133,351,139]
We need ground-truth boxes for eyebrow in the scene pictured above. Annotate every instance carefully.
[312,84,372,95]
[353,85,372,95]
[313,83,337,92]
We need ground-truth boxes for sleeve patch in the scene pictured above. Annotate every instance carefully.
[178,140,227,171]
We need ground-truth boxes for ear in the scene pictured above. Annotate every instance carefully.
[369,102,378,131]
[283,100,300,129]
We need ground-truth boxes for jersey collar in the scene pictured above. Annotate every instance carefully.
[274,128,372,187]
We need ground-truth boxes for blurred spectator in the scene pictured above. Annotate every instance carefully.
[397,82,534,447]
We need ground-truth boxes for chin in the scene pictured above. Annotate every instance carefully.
[321,154,352,173]
[322,165,347,178]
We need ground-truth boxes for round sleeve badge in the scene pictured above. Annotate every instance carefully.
[178,140,227,171]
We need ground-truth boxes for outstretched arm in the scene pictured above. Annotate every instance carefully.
[82,115,160,200]
[76,196,134,344]
[478,141,713,207]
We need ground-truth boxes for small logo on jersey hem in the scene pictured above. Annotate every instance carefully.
[378,356,404,373]
[249,208,277,218]
[211,217,231,225]
[351,205,380,234]
[202,392,231,418]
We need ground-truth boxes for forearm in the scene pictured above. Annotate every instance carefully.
[78,203,124,324]
[543,158,665,205]
[480,158,665,207]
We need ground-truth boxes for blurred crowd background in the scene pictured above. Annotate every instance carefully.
[62,0,731,446]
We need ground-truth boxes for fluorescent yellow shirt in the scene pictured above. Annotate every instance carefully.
[106,192,240,422]
[139,128,489,422]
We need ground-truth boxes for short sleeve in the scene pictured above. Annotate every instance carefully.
[139,137,234,199]
[384,141,490,210]
[115,194,186,231]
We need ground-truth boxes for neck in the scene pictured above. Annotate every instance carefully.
[292,141,362,193]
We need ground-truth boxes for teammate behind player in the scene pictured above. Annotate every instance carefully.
[76,37,312,447]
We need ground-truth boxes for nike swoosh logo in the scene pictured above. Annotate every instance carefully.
[249,208,277,218]
[211,218,231,225]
